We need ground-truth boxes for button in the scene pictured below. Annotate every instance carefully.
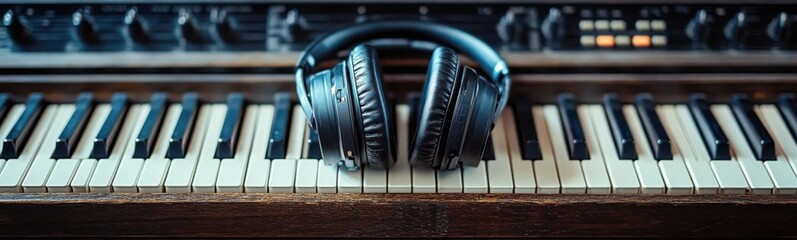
[596,35,614,48]
[632,35,651,48]
[651,35,667,47]
[615,35,630,47]
[580,35,595,47]
[578,20,594,31]
[635,20,651,31]
[595,20,610,31]
[610,20,626,31]
[651,20,667,31]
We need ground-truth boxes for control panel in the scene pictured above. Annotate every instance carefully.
[0,3,795,53]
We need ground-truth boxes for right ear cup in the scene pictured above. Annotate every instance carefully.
[410,47,460,168]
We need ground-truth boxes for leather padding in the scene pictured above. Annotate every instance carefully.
[348,44,395,168]
[410,47,459,167]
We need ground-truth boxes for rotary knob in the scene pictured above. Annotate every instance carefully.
[768,12,796,47]
[685,9,712,44]
[177,8,202,43]
[72,9,99,43]
[212,9,237,43]
[3,10,33,44]
[124,7,149,43]
[540,8,564,48]
[724,11,749,44]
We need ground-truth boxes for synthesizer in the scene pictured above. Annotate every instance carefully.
[0,0,796,238]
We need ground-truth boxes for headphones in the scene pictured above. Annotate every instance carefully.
[295,21,511,171]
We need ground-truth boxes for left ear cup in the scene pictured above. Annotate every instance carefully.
[347,44,395,168]
[409,47,460,168]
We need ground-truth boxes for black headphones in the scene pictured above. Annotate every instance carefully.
[295,21,511,171]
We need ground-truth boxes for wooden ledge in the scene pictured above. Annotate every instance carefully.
[1,193,795,237]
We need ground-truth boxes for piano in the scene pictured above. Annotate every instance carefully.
[1,0,796,237]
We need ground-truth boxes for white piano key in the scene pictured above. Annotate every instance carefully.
[46,105,108,193]
[462,162,488,193]
[67,105,111,192]
[577,105,612,194]
[712,105,774,194]
[136,104,181,193]
[296,160,319,193]
[758,105,797,194]
[436,168,462,193]
[363,167,387,193]
[244,105,275,193]
[112,105,152,193]
[88,104,141,192]
[412,167,436,193]
[316,162,337,193]
[625,105,693,194]
[487,114,515,193]
[502,107,536,193]
[295,126,318,193]
[659,106,719,194]
[532,106,561,194]
[216,105,258,193]
[675,105,747,194]
[192,105,226,193]
[17,105,71,193]
[588,105,640,194]
[387,105,412,193]
[0,105,58,193]
[268,106,305,193]
[544,105,586,194]
[164,105,211,193]
[621,105,666,194]
[338,167,362,193]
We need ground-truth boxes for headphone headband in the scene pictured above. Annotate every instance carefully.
[296,21,510,127]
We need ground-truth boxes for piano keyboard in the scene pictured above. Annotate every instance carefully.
[2,92,797,194]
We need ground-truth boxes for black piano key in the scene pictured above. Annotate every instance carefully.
[1,93,44,159]
[91,93,128,159]
[777,94,797,141]
[265,93,292,159]
[52,93,94,159]
[306,128,322,159]
[730,94,776,161]
[408,92,422,141]
[166,93,198,159]
[214,93,244,159]
[603,93,637,160]
[688,94,730,160]
[482,135,495,160]
[635,94,672,160]
[133,93,168,159]
[0,94,10,124]
[511,96,542,160]
[557,93,589,160]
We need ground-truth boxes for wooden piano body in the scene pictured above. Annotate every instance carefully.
[1,0,797,237]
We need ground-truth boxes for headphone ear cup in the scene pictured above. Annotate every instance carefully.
[347,44,396,168]
[410,47,460,168]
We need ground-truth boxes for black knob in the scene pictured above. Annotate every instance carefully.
[280,9,307,43]
[124,7,149,43]
[72,10,99,43]
[3,10,32,44]
[541,8,564,48]
[685,9,712,43]
[177,8,202,43]
[768,12,796,46]
[724,11,749,44]
[497,10,517,43]
[211,9,237,43]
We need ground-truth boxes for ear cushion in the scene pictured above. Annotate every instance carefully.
[410,47,459,167]
[348,44,395,168]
